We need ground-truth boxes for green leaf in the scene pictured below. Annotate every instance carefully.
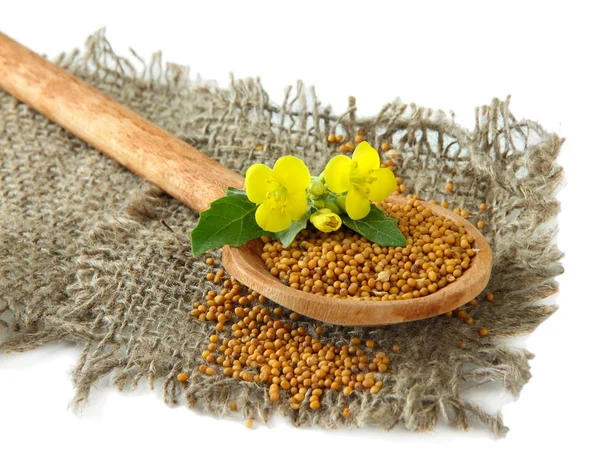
[275,212,309,248]
[342,205,407,247]
[224,186,247,196]
[190,192,269,256]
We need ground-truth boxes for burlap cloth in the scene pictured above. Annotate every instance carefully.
[0,31,563,436]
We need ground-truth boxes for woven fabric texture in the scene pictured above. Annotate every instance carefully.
[0,31,564,436]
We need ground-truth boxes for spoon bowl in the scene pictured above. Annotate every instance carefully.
[223,195,492,326]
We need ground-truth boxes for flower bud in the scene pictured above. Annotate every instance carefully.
[336,195,347,213]
[307,178,325,197]
[310,209,342,233]
[312,199,325,209]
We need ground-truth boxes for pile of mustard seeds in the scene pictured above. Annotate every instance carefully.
[187,275,392,411]
[260,196,477,301]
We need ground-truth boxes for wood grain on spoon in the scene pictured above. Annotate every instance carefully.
[0,32,492,326]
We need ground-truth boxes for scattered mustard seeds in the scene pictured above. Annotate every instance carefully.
[191,274,391,410]
[260,197,476,301]
[177,372,189,383]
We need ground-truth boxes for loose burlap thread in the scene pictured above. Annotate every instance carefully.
[0,31,564,436]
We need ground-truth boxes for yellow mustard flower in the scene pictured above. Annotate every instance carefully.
[310,208,342,232]
[323,142,396,220]
[246,156,311,232]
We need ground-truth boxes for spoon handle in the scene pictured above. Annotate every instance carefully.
[0,32,244,212]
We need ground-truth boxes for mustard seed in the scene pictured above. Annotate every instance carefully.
[445,183,454,193]
[260,197,475,301]
[206,257,214,266]
[230,402,238,411]
[479,328,489,337]
[245,419,253,429]
[177,372,189,383]
[327,133,337,143]
[486,293,494,301]
[479,203,488,212]
[477,221,485,229]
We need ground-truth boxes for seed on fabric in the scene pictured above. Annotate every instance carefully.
[327,133,337,143]
[457,309,468,319]
[336,134,344,142]
[177,372,189,383]
[381,142,390,152]
[479,328,489,337]
[445,183,454,193]
[469,299,478,307]
[465,317,473,325]
[245,419,253,429]
[230,402,238,411]
[477,221,485,229]
[479,203,488,212]
[206,257,214,266]
[339,144,349,153]
[355,135,364,143]
[392,344,400,352]
[192,276,391,410]
[457,341,466,349]
[255,144,264,152]
[486,293,494,301]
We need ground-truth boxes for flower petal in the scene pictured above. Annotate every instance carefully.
[285,190,308,220]
[255,200,291,232]
[352,142,380,175]
[368,167,397,201]
[246,164,277,204]
[345,187,371,220]
[323,154,352,193]
[273,156,311,192]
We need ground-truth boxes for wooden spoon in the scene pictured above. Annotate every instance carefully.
[0,33,492,326]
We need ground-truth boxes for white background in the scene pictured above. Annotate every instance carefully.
[1,1,598,473]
